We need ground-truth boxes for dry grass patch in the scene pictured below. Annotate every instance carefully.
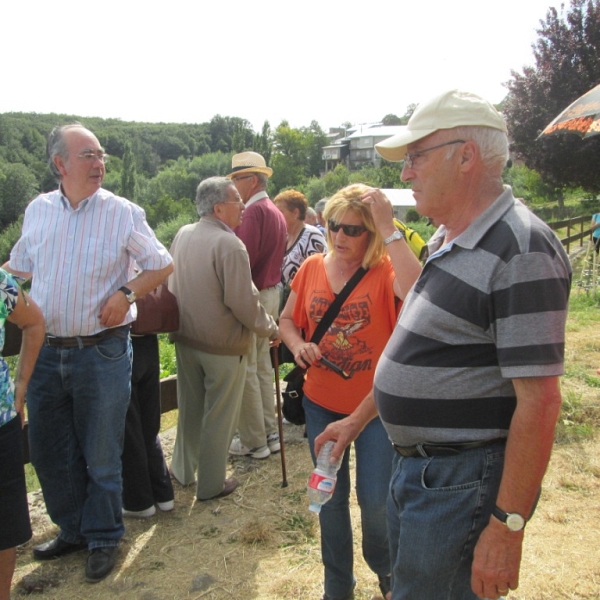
[11,293,600,598]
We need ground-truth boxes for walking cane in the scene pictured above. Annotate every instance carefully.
[271,346,288,487]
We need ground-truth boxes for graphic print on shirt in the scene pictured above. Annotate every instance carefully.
[308,290,374,377]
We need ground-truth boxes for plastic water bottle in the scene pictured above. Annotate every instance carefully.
[308,441,342,513]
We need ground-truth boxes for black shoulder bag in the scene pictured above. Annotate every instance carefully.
[282,266,367,425]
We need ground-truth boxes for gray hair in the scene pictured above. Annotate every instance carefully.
[315,198,328,214]
[255,173,268,189]
[196,176,236,217]
[47,122,85,181]
[444,126,509,175]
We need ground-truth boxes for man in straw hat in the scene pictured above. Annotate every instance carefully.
[227,152,286,459]
[315,90,571,599]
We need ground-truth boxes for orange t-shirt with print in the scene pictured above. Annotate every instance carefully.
[291,253,400,414]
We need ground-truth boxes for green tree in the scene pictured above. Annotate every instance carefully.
[322,164,350,196]
[269,120,328,193]
[154,210,196,249]
[121,141,138,200]
[400,104,417,124]
[504,0,600,194]
[302,120,328,178]
[145,195,187,229]
[503,163,561,205]
[303,177,328,206]
[270,121,308,193]
[208,116,255,154]
[0,216,24,264]
[382,114,402,125]
[253,121,273,164]
[0,163,38,229]
[187,152,232,181]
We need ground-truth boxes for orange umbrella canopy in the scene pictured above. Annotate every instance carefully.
[540,83,600,138]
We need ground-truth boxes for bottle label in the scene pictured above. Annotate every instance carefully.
[308,471,336,493]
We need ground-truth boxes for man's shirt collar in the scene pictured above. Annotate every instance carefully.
[245,190,268,208]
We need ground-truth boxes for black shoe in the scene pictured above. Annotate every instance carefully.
[33,536,87,560]
[85,547,118,583]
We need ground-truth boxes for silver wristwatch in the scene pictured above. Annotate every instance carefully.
[492,506,526,532]
[383,230,405,245]
[119,286,137,304]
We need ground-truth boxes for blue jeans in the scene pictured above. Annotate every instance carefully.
[387,442,505,600]
[28,331,132,549]
[304,396,393,600]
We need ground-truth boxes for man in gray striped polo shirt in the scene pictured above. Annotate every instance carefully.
[315,90,571,600]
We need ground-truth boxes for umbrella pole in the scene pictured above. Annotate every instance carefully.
[271,346,288,487]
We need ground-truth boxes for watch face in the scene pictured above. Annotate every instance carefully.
[506,513,525,531]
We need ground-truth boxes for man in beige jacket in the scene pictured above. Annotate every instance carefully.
[169,177,279,500]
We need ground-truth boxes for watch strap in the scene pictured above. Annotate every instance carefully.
[492,505,526,531]
[119,286,136,303]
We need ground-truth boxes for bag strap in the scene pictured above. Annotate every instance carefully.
[309,266,367,345]
[283,266,367,383]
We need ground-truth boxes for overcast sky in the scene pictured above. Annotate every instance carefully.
[2,0,562,132]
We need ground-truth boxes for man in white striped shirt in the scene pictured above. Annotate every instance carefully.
[5,124,173,583]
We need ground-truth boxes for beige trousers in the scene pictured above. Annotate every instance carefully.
[236,286,280,449]
[171,343,247,499]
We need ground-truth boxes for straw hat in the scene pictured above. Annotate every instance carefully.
[227,151,273,178]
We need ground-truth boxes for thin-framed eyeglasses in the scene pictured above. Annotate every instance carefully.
[76,150,109,163]
[328,219,367,237]
[231,174,254,183]
[403,139,466,169]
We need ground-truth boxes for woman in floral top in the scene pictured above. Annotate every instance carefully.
[0,268,44,599]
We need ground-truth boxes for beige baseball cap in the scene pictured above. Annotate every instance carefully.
[375,90,508,162]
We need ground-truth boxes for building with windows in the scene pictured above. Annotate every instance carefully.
[322,124,405,172]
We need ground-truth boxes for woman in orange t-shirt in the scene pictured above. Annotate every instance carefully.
[280,184,421,600]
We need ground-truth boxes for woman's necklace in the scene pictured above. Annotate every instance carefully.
[338,260,361,286]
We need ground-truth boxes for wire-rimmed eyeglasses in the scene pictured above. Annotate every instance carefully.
[76,150,109,163]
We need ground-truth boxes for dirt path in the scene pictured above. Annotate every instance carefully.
[11,424,600,600]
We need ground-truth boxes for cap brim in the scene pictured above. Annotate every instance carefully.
[227,166,273,179]
[375,128,436,162]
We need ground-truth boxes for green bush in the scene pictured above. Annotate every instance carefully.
[154,210,196,249]
[0,217,24,264]
[158,335,177,377]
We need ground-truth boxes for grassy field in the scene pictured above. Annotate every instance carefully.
[12,286,600,600]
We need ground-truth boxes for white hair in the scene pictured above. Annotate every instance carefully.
[444,126,509,175]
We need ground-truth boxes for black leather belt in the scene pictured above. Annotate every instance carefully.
[45,325,129,348]
[393,437,506,458]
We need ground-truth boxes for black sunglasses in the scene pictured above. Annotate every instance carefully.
[328,219,367,237]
